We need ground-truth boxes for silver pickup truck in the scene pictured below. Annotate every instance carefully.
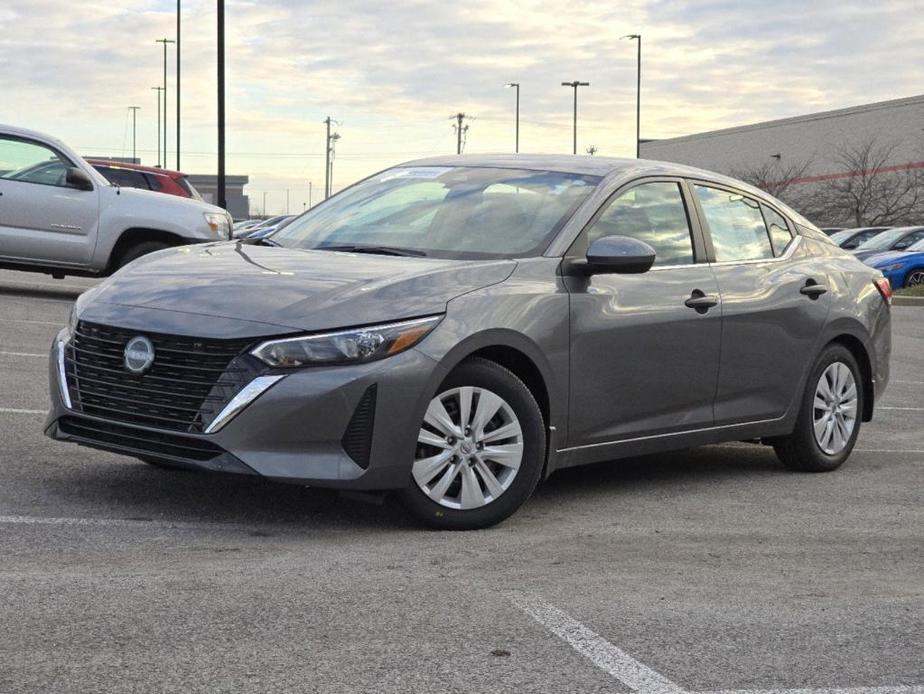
[0,124,232,278]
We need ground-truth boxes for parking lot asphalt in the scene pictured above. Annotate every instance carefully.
[0,269,921,694]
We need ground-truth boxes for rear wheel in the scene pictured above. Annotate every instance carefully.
[905,267,924,287]
[116,240,171,270]
[773,344,862,472]
[400,358,545,530]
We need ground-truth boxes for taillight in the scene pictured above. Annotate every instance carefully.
[873,277,892,305]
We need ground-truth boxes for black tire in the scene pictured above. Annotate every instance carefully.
[904,267,924,287]
[400,358,545,530]
[138,457,194,472]
[116,241,171,270]
[773,343,863,472]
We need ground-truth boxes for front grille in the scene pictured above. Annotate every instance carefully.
[63,321,257,433]
[58,416,225,462]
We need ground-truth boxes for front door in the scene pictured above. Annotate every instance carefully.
[564,180,722,447]
[0,134,99,266]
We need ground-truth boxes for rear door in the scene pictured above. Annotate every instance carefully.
[0,134,100,265]
[690,182,831,425]
[564,179,722,446]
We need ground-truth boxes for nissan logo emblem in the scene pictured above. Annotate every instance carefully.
[124,336,155,374]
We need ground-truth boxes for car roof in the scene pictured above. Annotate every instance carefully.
[87,159,186,178]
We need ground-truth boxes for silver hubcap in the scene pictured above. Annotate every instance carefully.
[813,362,858,455]
[413,386,523,510]
[908,270,924,286]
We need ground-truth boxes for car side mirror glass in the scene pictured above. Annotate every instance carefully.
[582,235,656,274]
[65,167,93,191]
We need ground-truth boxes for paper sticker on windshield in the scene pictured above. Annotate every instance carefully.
[379,167,453,182]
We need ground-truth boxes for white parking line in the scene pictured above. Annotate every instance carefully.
[509,591,685,694]
[0,408,46,415]
[0,351,45,358]
[510,592,923,694]
[878,407,924,412]
[0,514,248,531]
[0,317,61,326]
[892,380,924,385]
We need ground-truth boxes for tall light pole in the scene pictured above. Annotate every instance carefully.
[308,181,313,208]
[176,0,181,170]
[151,87,164,167]
[216,0,226,209]
[505,83,520,153]
[128,106,141,163]
[155,38,175,168]
[561,81,589,155]
[622,34,641,158]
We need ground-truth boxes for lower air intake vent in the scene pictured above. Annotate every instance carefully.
[341,385,377,469]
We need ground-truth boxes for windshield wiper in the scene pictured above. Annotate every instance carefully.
[314,244,427,257]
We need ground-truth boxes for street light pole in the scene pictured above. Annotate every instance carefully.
[151,87,164,167]
[561,81,589,155]
[156,38,175,168]
[128,106,141,163]
[622,34,641,158]
[505,83,520,153]
[216,0,226,209]
[176,0,181,170]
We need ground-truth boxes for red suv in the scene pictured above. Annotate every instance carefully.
[87,160,202,200]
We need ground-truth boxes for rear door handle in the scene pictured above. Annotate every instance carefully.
[685,290,719,313]
[800,281,828,298]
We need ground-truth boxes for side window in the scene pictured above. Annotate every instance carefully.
[145,174,164,191]
[585,181,694,266]
[895,230,924,249]
[0,136,72,187]
[100,167,150,190]
[761,204,793,256]
[694,185,773,262]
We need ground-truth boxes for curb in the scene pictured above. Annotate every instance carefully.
[893,295,924,307]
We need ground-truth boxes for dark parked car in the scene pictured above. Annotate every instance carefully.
[852,226,924,261]
[828,227,891,250]
[46,155,892,529]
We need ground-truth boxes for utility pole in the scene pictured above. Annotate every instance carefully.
[216,0,226,209]
[286,189,290,214]
[451,113,470,155]
[504,83,520,153]
[128,106,141,163]
[151,87,164,167]
[156,38,175,168]
[586,145,598,156]
[561,81,589,155]
[308,181,312,208]
[622,34,642,158]
[324,118,340,199]
[262,191,267,216]
[176,0,181,169]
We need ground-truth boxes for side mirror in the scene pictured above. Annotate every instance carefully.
[65,167,94,191]
[578,235,656,274]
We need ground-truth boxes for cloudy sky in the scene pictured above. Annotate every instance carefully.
[1,0,921,213]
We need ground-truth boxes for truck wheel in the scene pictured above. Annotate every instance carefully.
[116,241,171,270]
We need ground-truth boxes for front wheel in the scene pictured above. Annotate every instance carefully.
[400,358,545,530]
[904,267,924,288]
[773,344,862,472]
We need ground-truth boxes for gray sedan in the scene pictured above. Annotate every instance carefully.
[46,155,892,529]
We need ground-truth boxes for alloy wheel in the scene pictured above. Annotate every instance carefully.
[413,386,524,510]
[907,270,924,286]
[812,361,858,455]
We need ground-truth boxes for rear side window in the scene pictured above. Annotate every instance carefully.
[144,173,164,191]
[761,204,793,256]
[99,167,150,190]
[585,181,695,266]
[694,185,773,262]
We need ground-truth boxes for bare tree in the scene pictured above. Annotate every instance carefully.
[730,156,826,219]
[815,137,924,227]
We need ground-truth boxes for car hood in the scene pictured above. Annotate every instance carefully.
[84,242,516,334]
[852,249,893,262]
[863,250,917,266]
[114,184,227,215]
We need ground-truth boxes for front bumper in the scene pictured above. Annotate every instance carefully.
[45,332,446,490]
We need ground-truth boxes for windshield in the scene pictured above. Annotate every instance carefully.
[271,166,601,259]
[856,228,909,251]
[907,238,924,252]
[828,230,853,244]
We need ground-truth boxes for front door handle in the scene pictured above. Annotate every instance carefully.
[800,280,828,299]
[685,290,719,313]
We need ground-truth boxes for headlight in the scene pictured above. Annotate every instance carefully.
[251,315,442,368]
[204,212,231,239]
[879,263,904,272]
[66,305,78,337]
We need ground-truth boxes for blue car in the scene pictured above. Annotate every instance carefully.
[863,237,924,289]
